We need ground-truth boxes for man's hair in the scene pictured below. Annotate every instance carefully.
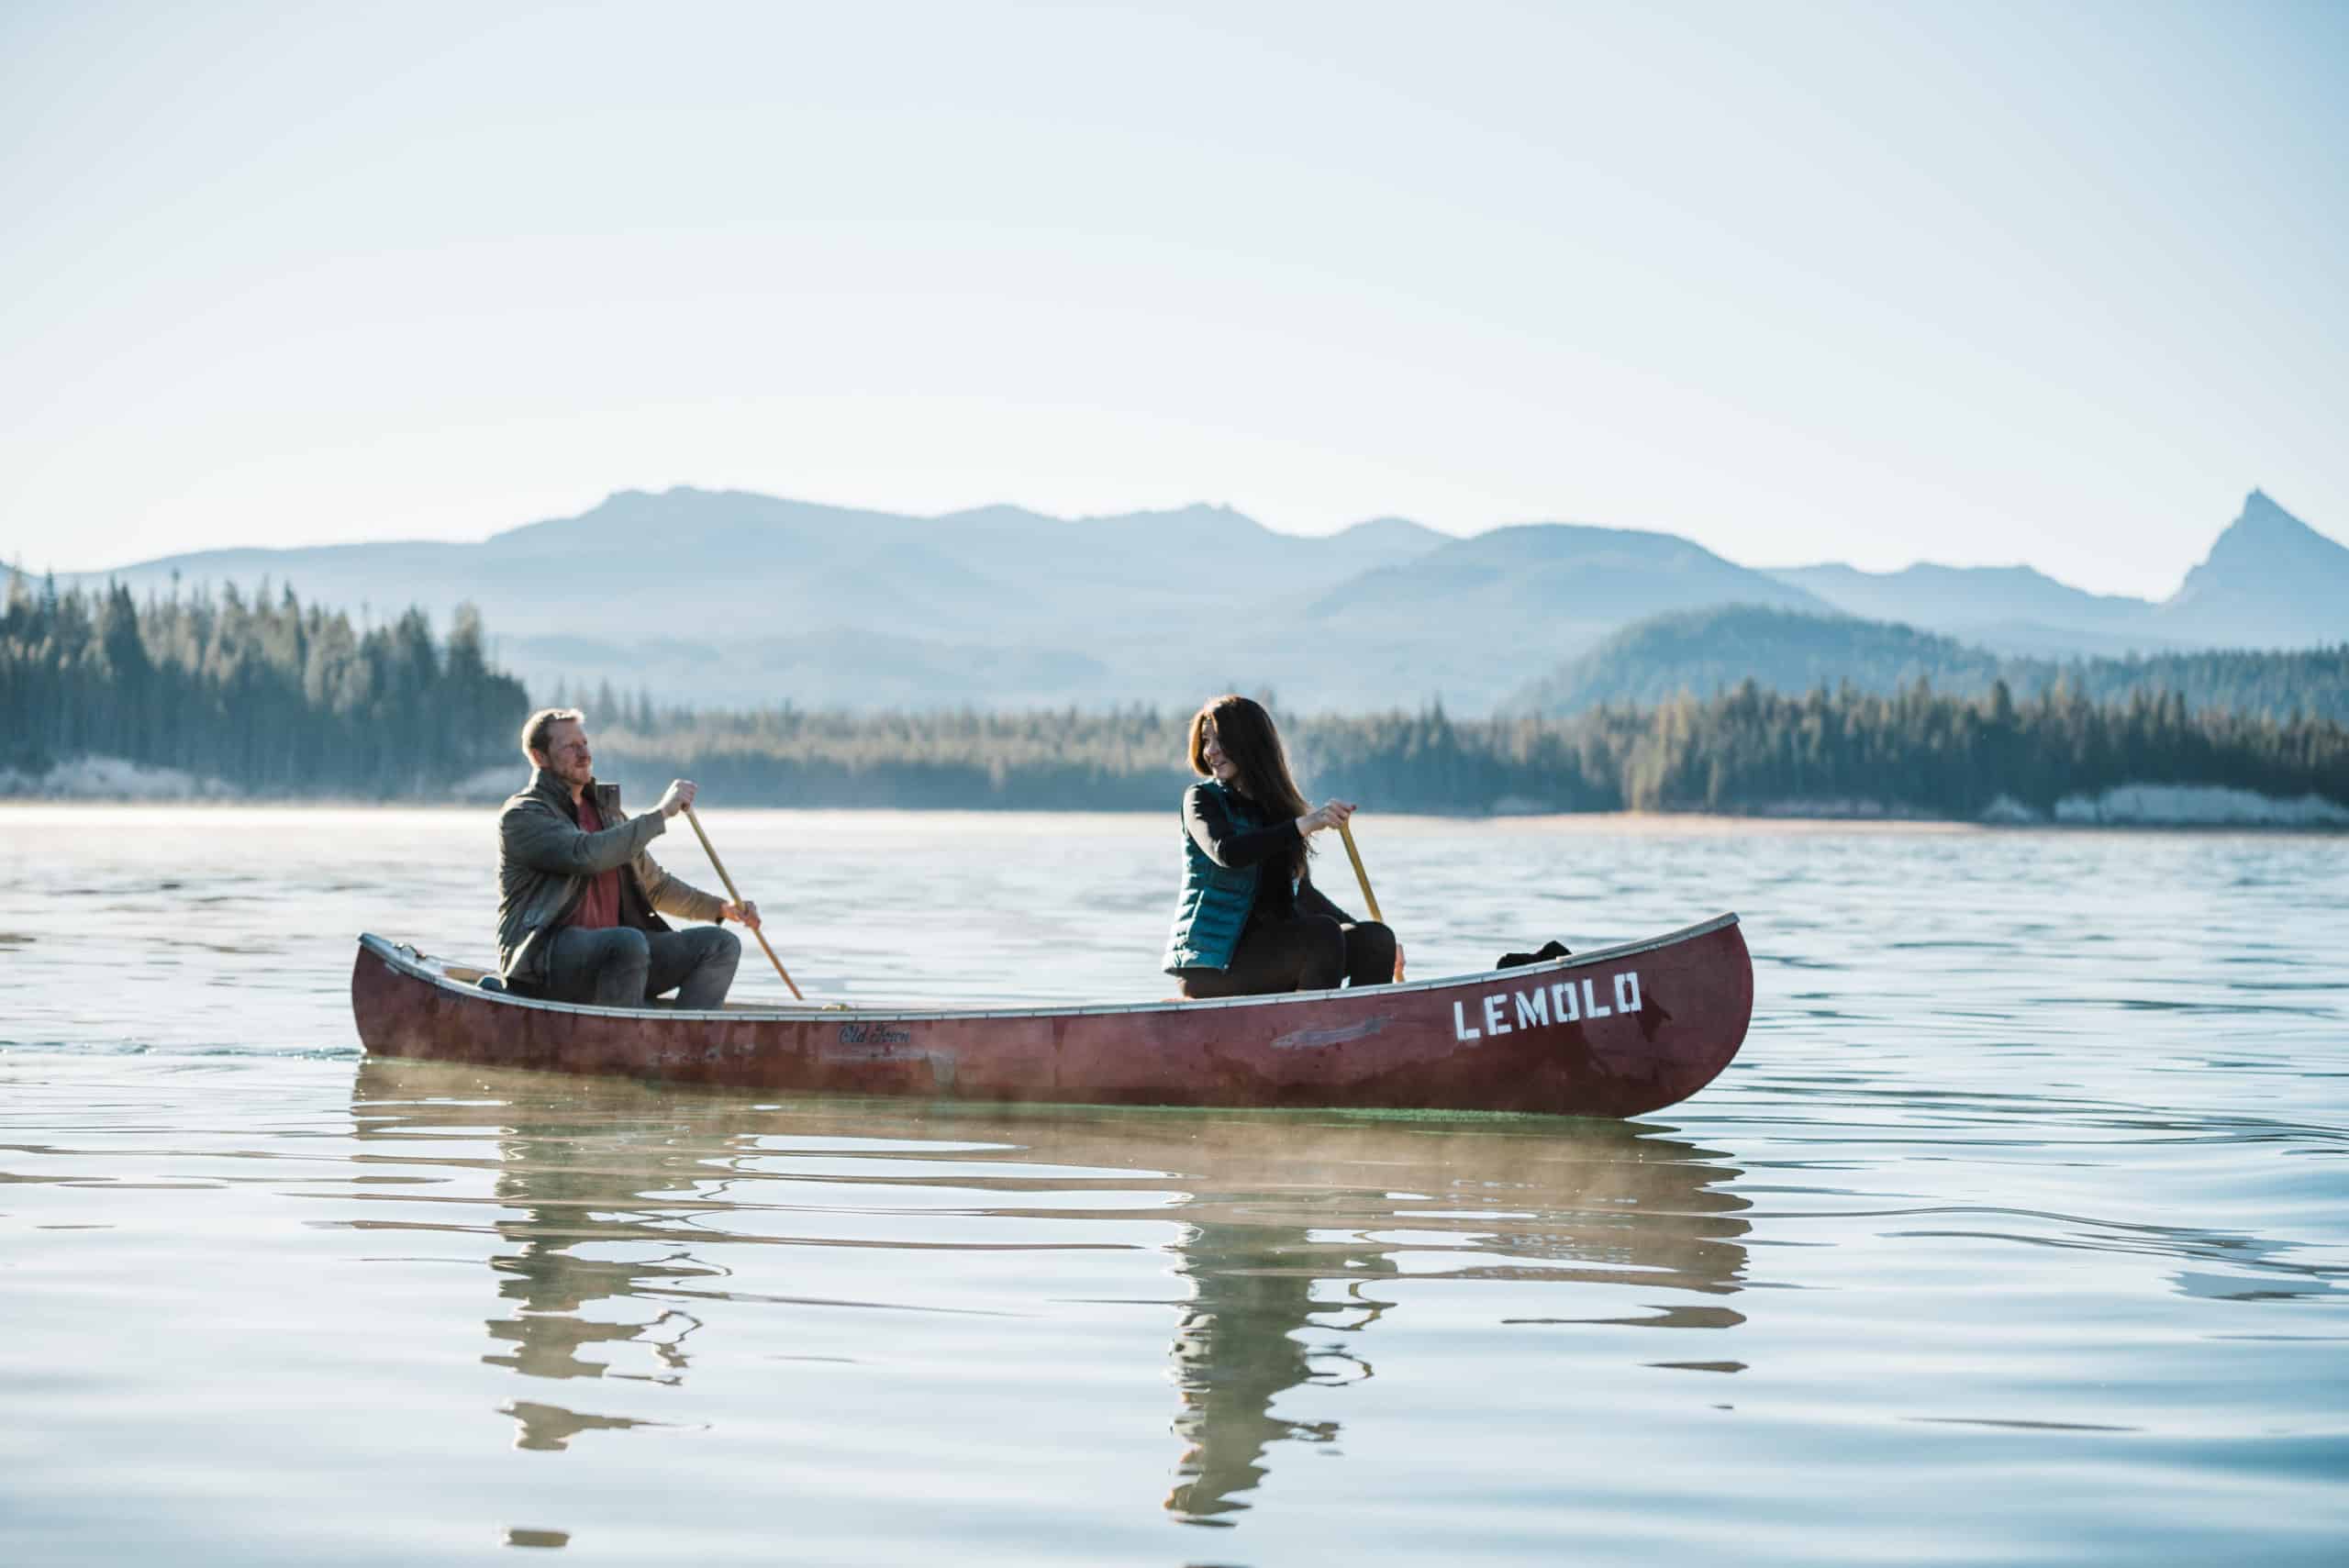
[520,706,584,762]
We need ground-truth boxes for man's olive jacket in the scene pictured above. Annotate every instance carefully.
[495,769,726,985]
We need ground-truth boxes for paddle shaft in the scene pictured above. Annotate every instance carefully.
[1335,820,1384,925]
[682,806,803,1001]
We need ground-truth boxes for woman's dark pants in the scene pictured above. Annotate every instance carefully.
[544,926,742,1008]
[1176,917,1397,998]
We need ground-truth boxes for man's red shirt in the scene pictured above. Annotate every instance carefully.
[567,792,623,931]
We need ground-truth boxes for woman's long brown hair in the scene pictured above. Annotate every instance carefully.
[1188,695,1311,880]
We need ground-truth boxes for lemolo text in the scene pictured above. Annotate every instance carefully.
[1453,973,1641,1041]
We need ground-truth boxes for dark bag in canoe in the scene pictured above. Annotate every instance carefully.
[1497,940,1572,969]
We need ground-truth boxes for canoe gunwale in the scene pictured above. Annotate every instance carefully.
[355,913,1742,1027]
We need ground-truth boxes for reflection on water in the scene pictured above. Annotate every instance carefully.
[348,1060,1748,1518]
[350,1064,737,1452]
[474,1122,713,1447]
[1161,1128,1747,1523]
[1165,1218,1349,1524]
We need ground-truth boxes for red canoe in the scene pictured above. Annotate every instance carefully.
[349,914,1753,1117]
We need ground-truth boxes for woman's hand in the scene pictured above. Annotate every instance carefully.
[1298,799,1357,835]
[1392,940,1407,983]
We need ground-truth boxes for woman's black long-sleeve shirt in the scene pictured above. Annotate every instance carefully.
[1182,783,1357,927]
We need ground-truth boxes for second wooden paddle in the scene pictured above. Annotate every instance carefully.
[682,805,804,1001]
[1335,818,1384,925]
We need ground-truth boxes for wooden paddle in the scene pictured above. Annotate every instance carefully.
[682,806,804,1001]
[1335,819,1384,924]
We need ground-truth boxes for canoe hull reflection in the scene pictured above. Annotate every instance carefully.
[349,915,1753,1117]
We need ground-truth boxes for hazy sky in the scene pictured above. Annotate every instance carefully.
[4,1,2343,595]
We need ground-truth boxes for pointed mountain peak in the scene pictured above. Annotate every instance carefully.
[2160,491,2349,646]
[2232,488,2318,537]
[2199,490,2338,570]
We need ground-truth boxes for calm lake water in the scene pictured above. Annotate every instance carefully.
[3,806,2345,1565]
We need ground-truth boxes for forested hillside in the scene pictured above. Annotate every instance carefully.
[1,570,529,793]
[8,572,2344,818]
[1513,606,2349,724]
[579,682,2349,818]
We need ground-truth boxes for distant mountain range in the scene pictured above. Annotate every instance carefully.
[54,486,2349,715]
[1765,490,2349,654]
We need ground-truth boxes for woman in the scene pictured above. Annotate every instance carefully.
[1162,695,1403,998]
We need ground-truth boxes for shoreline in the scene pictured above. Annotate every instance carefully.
[4,798,2343,835]
[6,755,2343,830]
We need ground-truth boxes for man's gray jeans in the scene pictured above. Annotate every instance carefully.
[544,925,742,1008]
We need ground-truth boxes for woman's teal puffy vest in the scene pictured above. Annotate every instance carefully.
[1161,781,1273,973]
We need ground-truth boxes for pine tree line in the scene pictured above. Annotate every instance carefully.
[585,680,2349,817]
[7,573,2343,816]
[1517,604,2349,725]
[2,570,529,793]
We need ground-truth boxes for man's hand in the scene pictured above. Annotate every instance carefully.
[722,900,762,931]
[656,779,698,818]
[1393,940,1407,983]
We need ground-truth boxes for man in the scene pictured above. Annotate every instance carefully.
[495,706,763,1007]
